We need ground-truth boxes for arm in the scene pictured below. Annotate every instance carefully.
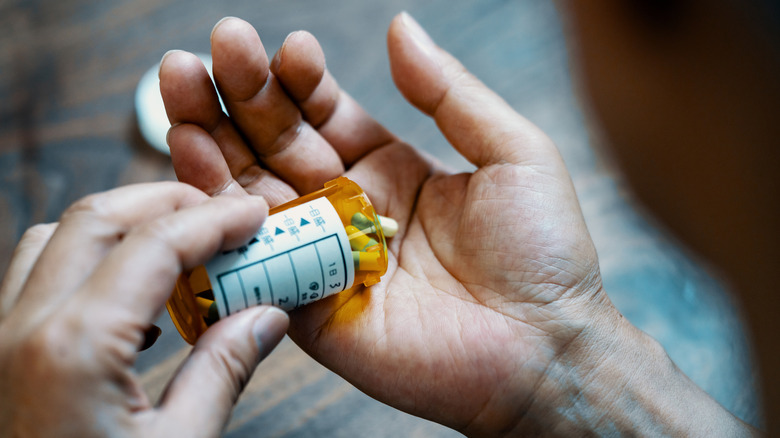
[160,14,755,436]
[520,306,757,436]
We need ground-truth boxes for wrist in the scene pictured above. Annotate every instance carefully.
[517,299,757,436]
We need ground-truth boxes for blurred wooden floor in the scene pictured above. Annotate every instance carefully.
[0,0,760,434]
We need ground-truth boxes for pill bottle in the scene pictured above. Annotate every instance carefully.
[166,177,388,344]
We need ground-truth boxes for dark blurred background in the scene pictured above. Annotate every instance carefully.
[0,0,760,435]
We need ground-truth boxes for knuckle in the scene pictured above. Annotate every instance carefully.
[134,215,177,245]
[16,320,82,373]
[0,316,97,400]
[129,215,187,265]
[260,118,304,159]
[162,180,206,200]
[61,192,112,222]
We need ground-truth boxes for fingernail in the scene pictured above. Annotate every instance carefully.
[165,123,180,148]
[250,194,268,208]
[251,307,289,360]
[139,325,162,352]
[400,12,435,51]
[271,31,296,73]
[158,50,180,78]
[211,16,237,42]
[270,48,282,74]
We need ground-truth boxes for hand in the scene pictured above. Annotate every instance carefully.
[0,183,289,437]
[159,14,751,436]
[159,14,606,434]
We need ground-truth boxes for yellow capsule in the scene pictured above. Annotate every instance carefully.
[352,251,383,271]
[346,225,379,251]
[195,296,219,322]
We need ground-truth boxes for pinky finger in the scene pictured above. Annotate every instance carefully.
[0,223,58,320]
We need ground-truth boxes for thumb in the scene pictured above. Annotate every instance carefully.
[157,306,289,436]
[387,12,559,169]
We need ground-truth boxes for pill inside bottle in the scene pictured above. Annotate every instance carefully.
[166,177,390,344]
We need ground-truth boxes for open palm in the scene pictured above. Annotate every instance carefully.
[161,14,610,435]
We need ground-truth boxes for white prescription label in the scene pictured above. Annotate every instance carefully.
[206,197,354,317]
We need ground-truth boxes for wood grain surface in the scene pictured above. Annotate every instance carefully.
[0,0,760,434]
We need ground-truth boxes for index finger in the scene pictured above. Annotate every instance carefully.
[9,183,211,328]
[76,194,268,329]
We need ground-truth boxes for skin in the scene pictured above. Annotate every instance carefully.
[0,184,290,437]
[157,13,754,435]
[2,2,774,435]
[565,0,780,429]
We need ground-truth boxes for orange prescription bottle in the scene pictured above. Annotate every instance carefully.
[166,177,389,344]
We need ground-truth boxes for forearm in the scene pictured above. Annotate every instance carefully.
[548,317,756,436]
[474,307,758,437]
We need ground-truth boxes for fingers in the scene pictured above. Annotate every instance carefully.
[11,183,211,324]
[158,306,288,436]
[167,123,297,206]
[271,30,397,164]
[159,50,299,205]
[159,50,223,131]
[168,123,240,196]
[210,17,344,194]
[76,192,268,326]
[387,13,561,169]
[0,223,57,320]
[163,17,403,199]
